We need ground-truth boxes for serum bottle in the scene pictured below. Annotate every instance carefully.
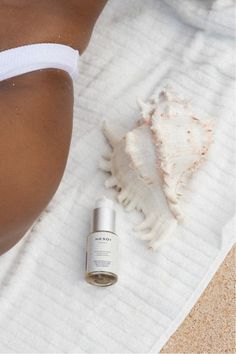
[85,197,119,287]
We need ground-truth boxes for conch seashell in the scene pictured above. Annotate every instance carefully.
[100,89,213,250]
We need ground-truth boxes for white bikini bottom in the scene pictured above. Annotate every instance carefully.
[0,43,79,82]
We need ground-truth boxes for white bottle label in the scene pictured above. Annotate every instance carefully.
[86,231,119,274]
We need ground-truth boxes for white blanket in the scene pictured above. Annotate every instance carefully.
[0,1,235,353]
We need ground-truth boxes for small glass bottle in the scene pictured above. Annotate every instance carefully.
[85,197,119,287]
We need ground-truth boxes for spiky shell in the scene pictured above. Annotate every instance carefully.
[100,89,213,250]
[150,90,214,220]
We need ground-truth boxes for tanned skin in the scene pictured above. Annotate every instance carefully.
[0,0,107,255]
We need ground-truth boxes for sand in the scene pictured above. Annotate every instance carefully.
[161,246,235,353]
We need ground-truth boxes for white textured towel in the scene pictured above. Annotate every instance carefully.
[0,1,235,353]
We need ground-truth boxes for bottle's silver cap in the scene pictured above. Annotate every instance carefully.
[92,197,116,233]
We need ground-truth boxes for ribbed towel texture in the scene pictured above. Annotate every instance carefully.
[0,1,235,353]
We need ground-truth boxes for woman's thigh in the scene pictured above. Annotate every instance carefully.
[0,69,73,254]
[0,0,107,255]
